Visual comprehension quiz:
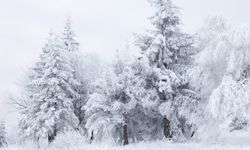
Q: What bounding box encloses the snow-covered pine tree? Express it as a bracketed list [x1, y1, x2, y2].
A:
[136, 0, 198, 140]
[61, 18, 86, 130]
[0, 120, 7, 147]
[19, 33, 79, 143]
[61, 17, 79, 52]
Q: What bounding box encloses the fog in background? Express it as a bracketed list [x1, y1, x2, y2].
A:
[1, 0, 250, 131]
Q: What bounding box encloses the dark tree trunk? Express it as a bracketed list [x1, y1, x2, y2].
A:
[48, 135, 54, 144]
[90, 130, 94, 142]
[48, 126, 57, 144]
[123, 124, 129, 145]
[163, 117, 172, 139]
[36, 137, 40, 149]
[191, 131, 195, 137]
[122, 114, 129, 145]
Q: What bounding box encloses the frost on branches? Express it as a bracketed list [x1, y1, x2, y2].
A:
[135, 0, 199, 141]
[18, 33, 80, 143]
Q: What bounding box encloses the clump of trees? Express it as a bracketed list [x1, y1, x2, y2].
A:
[12, 0, 250, 146]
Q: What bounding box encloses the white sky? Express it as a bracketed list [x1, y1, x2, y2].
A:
[1, 0, 250, 129]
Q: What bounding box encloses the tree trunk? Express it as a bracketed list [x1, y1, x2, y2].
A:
[163, 117, 172, 139]
[122, 114, 129, 145]
[36, 137, 40, 149]
[191, 131, 195, 137]
[48, 133, 55, 144]
[90, 130, 94, 142]
[158, 48, 165, 69]
[48, 126, 57, 144]
[123, 124, 129, 145]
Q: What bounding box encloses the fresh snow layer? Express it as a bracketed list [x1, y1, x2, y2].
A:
[2, 141, 250, 150]
[3, 130, 250, 150]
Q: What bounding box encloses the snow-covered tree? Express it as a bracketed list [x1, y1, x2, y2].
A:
[137, 0, 194, 72]
[209, 76, 250, 132]
[85, 54, 139, 145]
[135, 0, 198, 140]
[190, 16, 229, 99]
[0, 120, 7, 147]
[192, 16, 250, 139]
[85, 51, 163, 144]
[61, 18, 86, 130]
[127, 59, 165, 141]
[19, 33, 79, 143]
[61, 18, 79, 52]
[208, 26, 250, 131]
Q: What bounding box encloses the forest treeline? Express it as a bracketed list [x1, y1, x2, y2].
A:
[1, 0, 250, 147]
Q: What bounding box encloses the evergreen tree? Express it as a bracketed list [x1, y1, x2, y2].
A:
[0, 120, 7, 147]
[61, 18, 86, 130]
[136, 0, 198, 140]
[61, 17, 79, 52]
[19, 33, 79, 143]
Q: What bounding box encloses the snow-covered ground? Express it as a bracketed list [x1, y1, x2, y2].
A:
[2, 141, 250, 150]
[2, 130, 250, 150]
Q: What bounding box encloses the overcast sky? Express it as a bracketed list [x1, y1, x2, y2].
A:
[1, 0, 250, 129]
